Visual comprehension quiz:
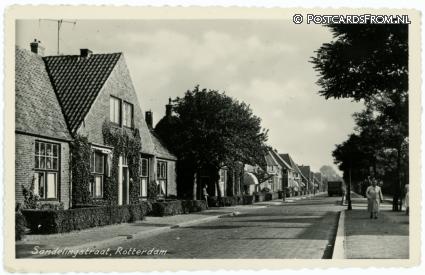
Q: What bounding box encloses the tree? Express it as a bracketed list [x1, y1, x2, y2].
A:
[311, 24, 409, 210]
[319, 165, 342, 182]
[155, 86, 268, 198]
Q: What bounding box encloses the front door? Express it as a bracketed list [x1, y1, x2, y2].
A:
[118, 155, 129, 205]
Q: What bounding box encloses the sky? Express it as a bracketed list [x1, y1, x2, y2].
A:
[16, 19, 363, 174]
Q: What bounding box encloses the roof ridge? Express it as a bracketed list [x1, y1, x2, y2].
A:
[43, 52, 122, 59]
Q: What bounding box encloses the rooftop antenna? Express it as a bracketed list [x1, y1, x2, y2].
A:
[39, 19, 77, 55]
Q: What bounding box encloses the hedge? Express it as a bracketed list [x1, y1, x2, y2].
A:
[150, 200, 207, 216]
[151, 200, 183, 216]
[181, 200, 207, 214]
[254, 193, 266, 202]
[21, 201, 152, 234]
[208, 195, 254, 207]
[265, 192, 279, 201]
[15, 212, 27, 241]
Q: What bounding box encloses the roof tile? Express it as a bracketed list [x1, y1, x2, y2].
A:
[43, 53, 121, 134]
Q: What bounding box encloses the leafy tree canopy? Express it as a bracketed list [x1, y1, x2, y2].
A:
[155, 85, 268, 171]
[311, 24, 408, 102]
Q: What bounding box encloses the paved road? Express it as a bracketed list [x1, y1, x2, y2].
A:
[82, 194, 344, 259]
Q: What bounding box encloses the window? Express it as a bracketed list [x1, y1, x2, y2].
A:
[110, 96, 121, 125]
[90, 150, 105, 198]
[139, 157, 149, 197]
[157, 161, 167, 196]
[123, 102, 134, 128]
[34, 141, 59, 199]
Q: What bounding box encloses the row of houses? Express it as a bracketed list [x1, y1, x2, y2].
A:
[256, 149, 324, 196]
[15, 41, 325, 210]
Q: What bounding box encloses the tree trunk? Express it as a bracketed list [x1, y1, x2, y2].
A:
[393, 146, 402, 211]
[193, 171, 198, 200]
[215, 169, 221, 198]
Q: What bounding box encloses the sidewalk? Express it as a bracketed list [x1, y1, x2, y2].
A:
[338, 196, 409, 259]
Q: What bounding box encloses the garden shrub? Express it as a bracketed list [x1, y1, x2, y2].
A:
[265, 192, 279, 201]
[254, 192, 265, 202]
[181, 200, 207, 213]
[242, 195, 254, 205]
[150, 201, 183, 216]
[15, 211, 27, 241]
[208, 196, 253, 207]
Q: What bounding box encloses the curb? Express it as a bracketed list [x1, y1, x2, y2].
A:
[332, 210, 345, 259]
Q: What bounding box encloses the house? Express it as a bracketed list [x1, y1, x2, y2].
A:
[299, 165, 314, 194]
[314, 172, 323, 192]
[268, 149, 293, 192]
[15, 45, 72, 209]
[144, 108, 178, 199]
[15, 41, 177, 208]
[280, 153, 306, 196]
[263, 149, 283, 192]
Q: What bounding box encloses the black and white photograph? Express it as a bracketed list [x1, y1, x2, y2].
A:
[3, 5, 421, 272]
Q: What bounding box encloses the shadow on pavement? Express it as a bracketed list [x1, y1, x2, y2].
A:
[345, 209, 409, 237]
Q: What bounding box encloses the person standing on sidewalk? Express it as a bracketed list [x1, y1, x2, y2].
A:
[202, 185, 209, 209]
[366, 178, 384, 219]
[404, 184, 409, 215]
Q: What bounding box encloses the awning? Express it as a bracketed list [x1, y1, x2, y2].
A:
[299, 181, 305, 188]
[243, 172, 259, 185]
[292, 181, 300, 191]
[314, 183, 319, 188]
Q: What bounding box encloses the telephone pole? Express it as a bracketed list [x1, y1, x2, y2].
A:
[39, 19, 76, 54]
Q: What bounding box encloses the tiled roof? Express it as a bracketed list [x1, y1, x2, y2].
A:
[299, 166, 312, 181]
[269, 150, 292, 170]
[43, 53, 121, 134]
[15, 48, 71, 140]
[150, 131, 177, 160]
[280, 153, 307, 180]
[265, 151, 279, 166]
[280, 154, 299, 172]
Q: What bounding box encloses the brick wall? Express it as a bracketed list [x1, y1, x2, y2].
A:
[15, 133, 70, 209]
[77, 54, 154, 155]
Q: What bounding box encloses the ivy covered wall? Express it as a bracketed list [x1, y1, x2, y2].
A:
[102, 121, 142, 205]
[70, 135, 92, 206]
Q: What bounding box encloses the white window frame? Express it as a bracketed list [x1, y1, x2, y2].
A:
[123, 101, 134, 128]
[34, 141, 59, 200]
[139, 157, 149, 197]
[157, 161, 167, 196]
[90, 150, 105, 198]
[109, 96, 121, 125]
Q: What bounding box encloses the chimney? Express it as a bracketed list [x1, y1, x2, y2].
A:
[80, 48, 93, 58]
[30, 39, 45, 56]
[165, 98, 173, 117]
[145, 111, 153, 129]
